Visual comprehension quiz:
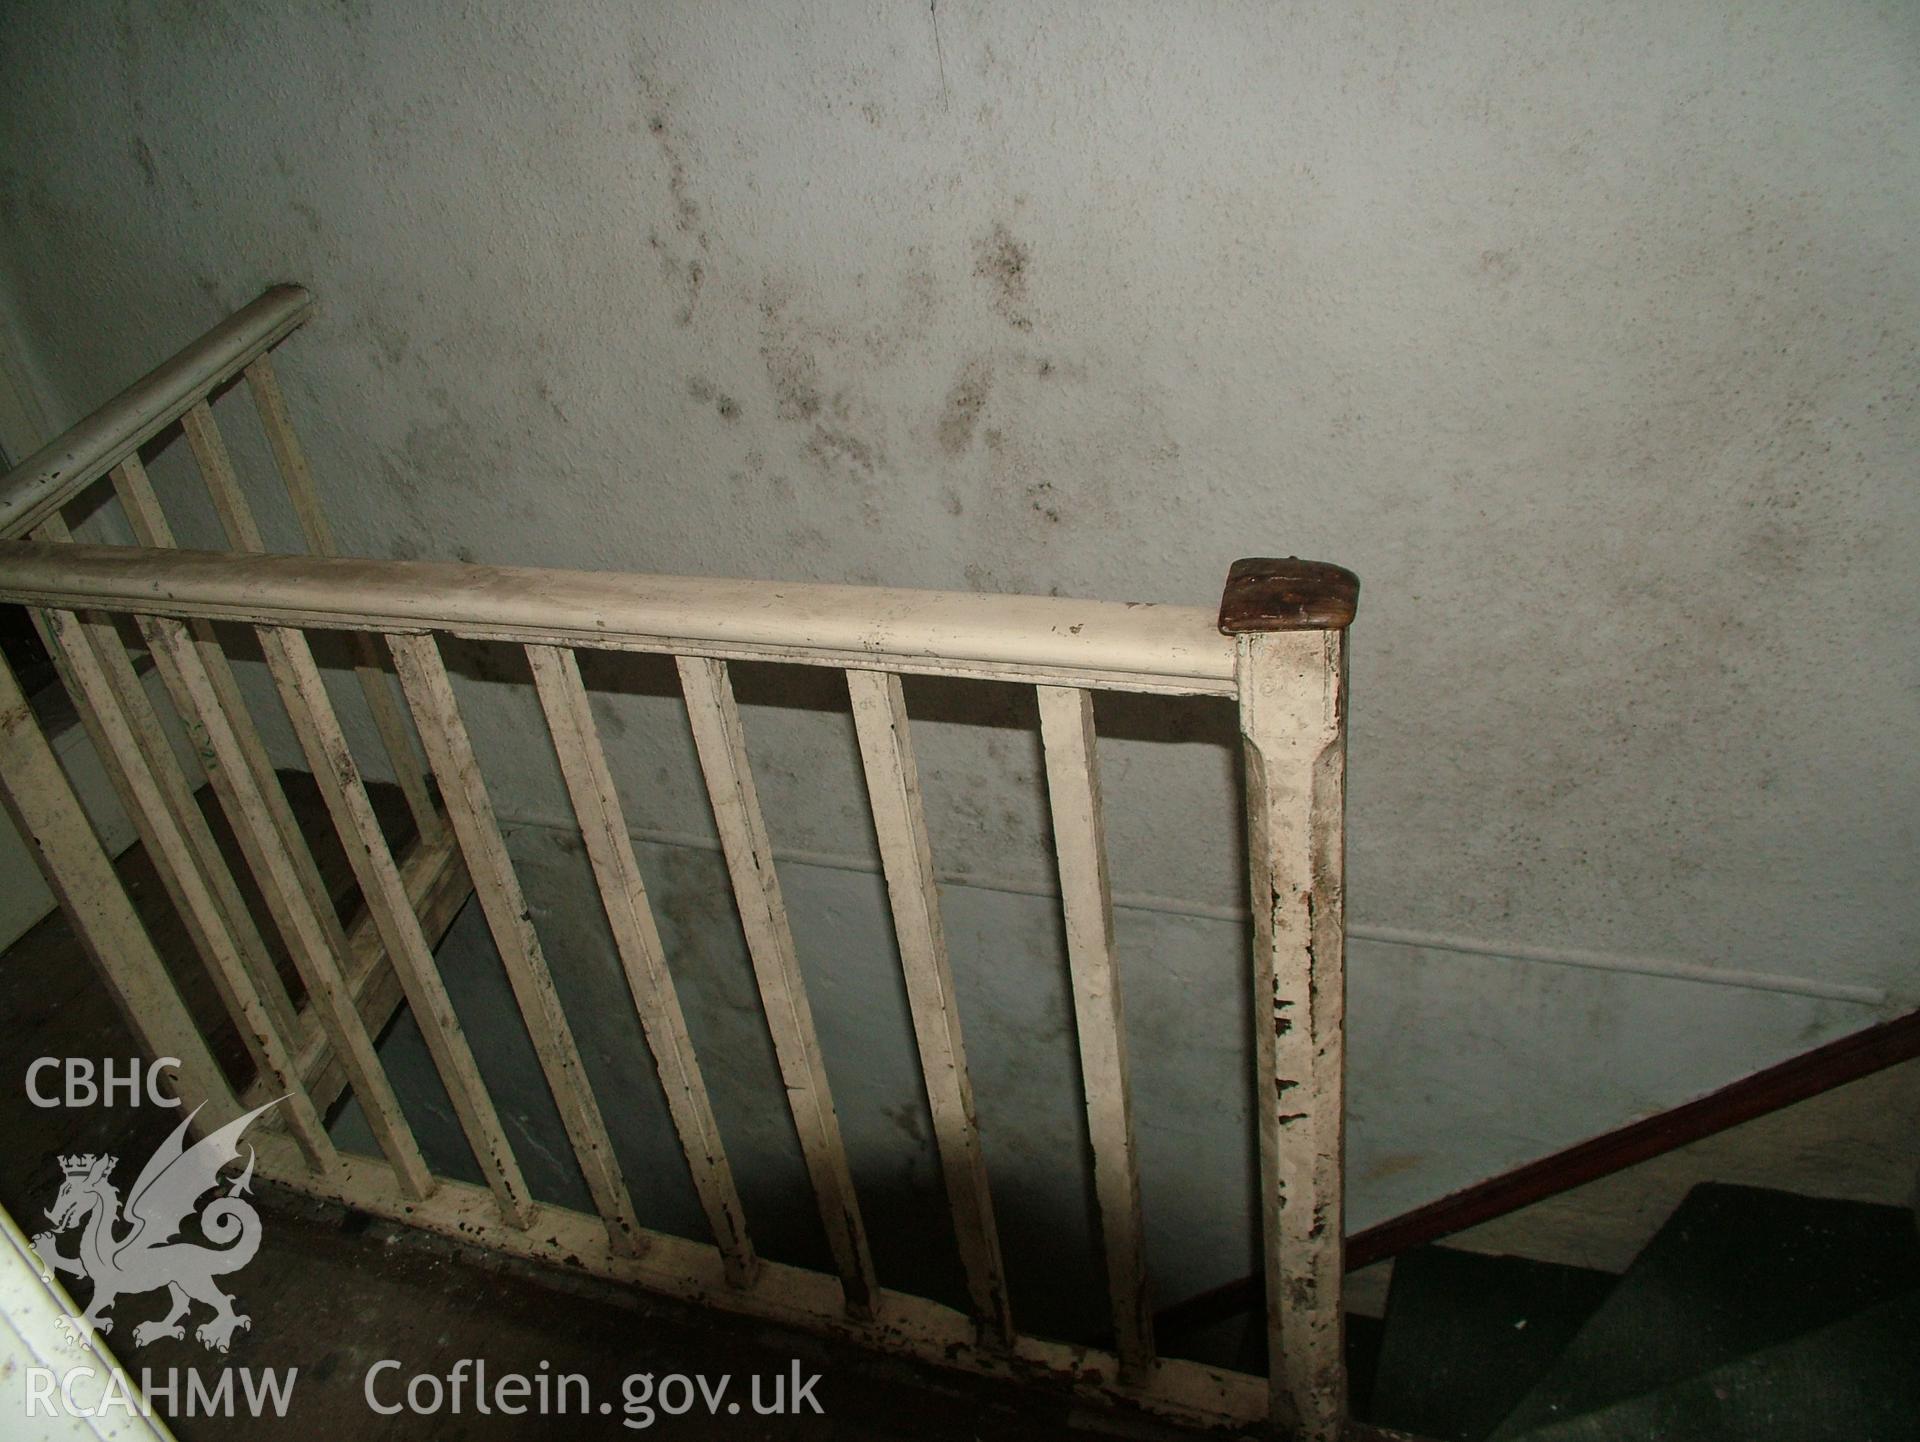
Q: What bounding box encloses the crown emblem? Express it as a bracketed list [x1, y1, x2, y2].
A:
[58, 1153, 106, 1178]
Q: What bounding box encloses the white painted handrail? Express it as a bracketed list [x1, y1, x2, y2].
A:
[0, 285, 312, 540]
[0, 541, 1237, 694]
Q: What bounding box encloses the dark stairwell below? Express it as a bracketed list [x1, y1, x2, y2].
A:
[5, 768, 1915, 1441]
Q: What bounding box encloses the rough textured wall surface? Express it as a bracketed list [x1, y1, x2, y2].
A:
[2, 1, 1916, 1314]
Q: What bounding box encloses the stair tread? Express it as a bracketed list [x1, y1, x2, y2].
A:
[1346, 1311, 1389, 1418]
[1491, 1183, 1920, 1439]
[1368, 1246, 1616, 1441]
[1511, 1288, 1920, 1441]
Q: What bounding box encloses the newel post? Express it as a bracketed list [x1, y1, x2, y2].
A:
[1221, 557, 1359, 1439]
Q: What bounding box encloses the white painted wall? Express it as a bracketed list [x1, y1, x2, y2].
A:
[3, 0, 1916, 1328]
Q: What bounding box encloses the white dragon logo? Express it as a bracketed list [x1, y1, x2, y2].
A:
[31, 1097, 281, 1352]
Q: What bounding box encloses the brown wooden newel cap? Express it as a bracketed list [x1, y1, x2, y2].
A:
[1218, 557, 1359, 633]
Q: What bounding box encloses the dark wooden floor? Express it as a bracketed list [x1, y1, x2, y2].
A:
[1, 774, 1167, 1440]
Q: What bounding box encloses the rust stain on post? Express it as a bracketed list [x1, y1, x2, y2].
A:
[1218, 557, 1359, 633]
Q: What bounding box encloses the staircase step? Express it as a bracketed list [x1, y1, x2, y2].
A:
[1491, 1184, 1920, 1438]
[1366, 1247, 1616, 1441]
[1512, 1289, 1920, 1441]
[1346, 1311, 1388, 1419]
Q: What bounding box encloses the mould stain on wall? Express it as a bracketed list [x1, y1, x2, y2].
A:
[973, 220, 1033, 331]
[936, 357, 992, 455]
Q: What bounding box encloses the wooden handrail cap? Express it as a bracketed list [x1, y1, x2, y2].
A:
[1217, 557, 1359, 633]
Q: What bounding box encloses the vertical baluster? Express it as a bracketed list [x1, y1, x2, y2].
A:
[33, 513, 305, 1046]
[180, 400, 266, 551]
[134, 611, 435, 1198]
[526, 643, 758, 1288]
[29, 579, 335, 1170]
[678, 655, 877, 1318]
[110, 455, 365, 960]
[846, 667, 1013, 1346]
[387, 631, 641, 1255]
[1236, 621, 1350, 1439]
[109, 455, 417, 1111]
[242, 355, 443, 848]
[0, 645, 240, 1127]
[1036, 684, 1153, 1378]
[260, 623, 534, 1228]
